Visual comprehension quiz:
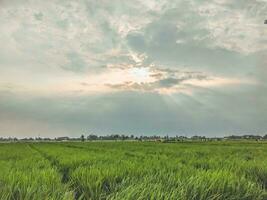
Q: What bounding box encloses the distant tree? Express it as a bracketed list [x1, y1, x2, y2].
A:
[121, 134, 128, 140]
[87, 134, 98, 141]
[81, 134, 85, 142]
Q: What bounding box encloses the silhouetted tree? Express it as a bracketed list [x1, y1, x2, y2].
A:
[81, 134, 85, 142]
[87, 134, 98, 141]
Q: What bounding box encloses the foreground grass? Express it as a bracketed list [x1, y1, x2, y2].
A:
[0, 141, 267, 199]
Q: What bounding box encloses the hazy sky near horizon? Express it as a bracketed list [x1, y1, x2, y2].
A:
[0, 0, 267, 138]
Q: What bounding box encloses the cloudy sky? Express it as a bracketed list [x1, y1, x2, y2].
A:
[0, 0, 266, 138]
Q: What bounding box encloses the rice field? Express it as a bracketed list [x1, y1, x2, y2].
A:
[0, 141, 267, 200]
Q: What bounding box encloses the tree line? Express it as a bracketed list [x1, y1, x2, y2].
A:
[0, 134, 267, 142]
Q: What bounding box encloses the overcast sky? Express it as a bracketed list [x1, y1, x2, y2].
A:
[0, 0, 266, 138]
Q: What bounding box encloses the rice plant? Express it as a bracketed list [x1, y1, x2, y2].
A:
[0, 141, 267, 199]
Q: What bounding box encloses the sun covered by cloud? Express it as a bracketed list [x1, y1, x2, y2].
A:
[0, 60, 253, 96]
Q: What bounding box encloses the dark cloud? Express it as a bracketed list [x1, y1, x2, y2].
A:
[105, 68, 210, 92]
[62, 52, 87, 72]
[34, 12, 43, 21]
[157, 78, 182, 87]
[126, 3, 265, 77]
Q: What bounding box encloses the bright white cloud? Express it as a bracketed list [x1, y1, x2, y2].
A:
[198, 1, 267, 54]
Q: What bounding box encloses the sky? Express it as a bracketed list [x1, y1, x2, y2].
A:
[0, 0, 267, 138]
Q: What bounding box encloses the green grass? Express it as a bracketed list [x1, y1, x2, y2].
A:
[0, 141, 267, 200]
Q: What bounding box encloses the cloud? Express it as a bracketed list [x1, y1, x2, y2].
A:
[104, 67, 250, 94]
[0, 0, 266, 136]
[200, 1, 267, 54]
[63, 52, 87, 72]
[1, 85, 266, 138]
